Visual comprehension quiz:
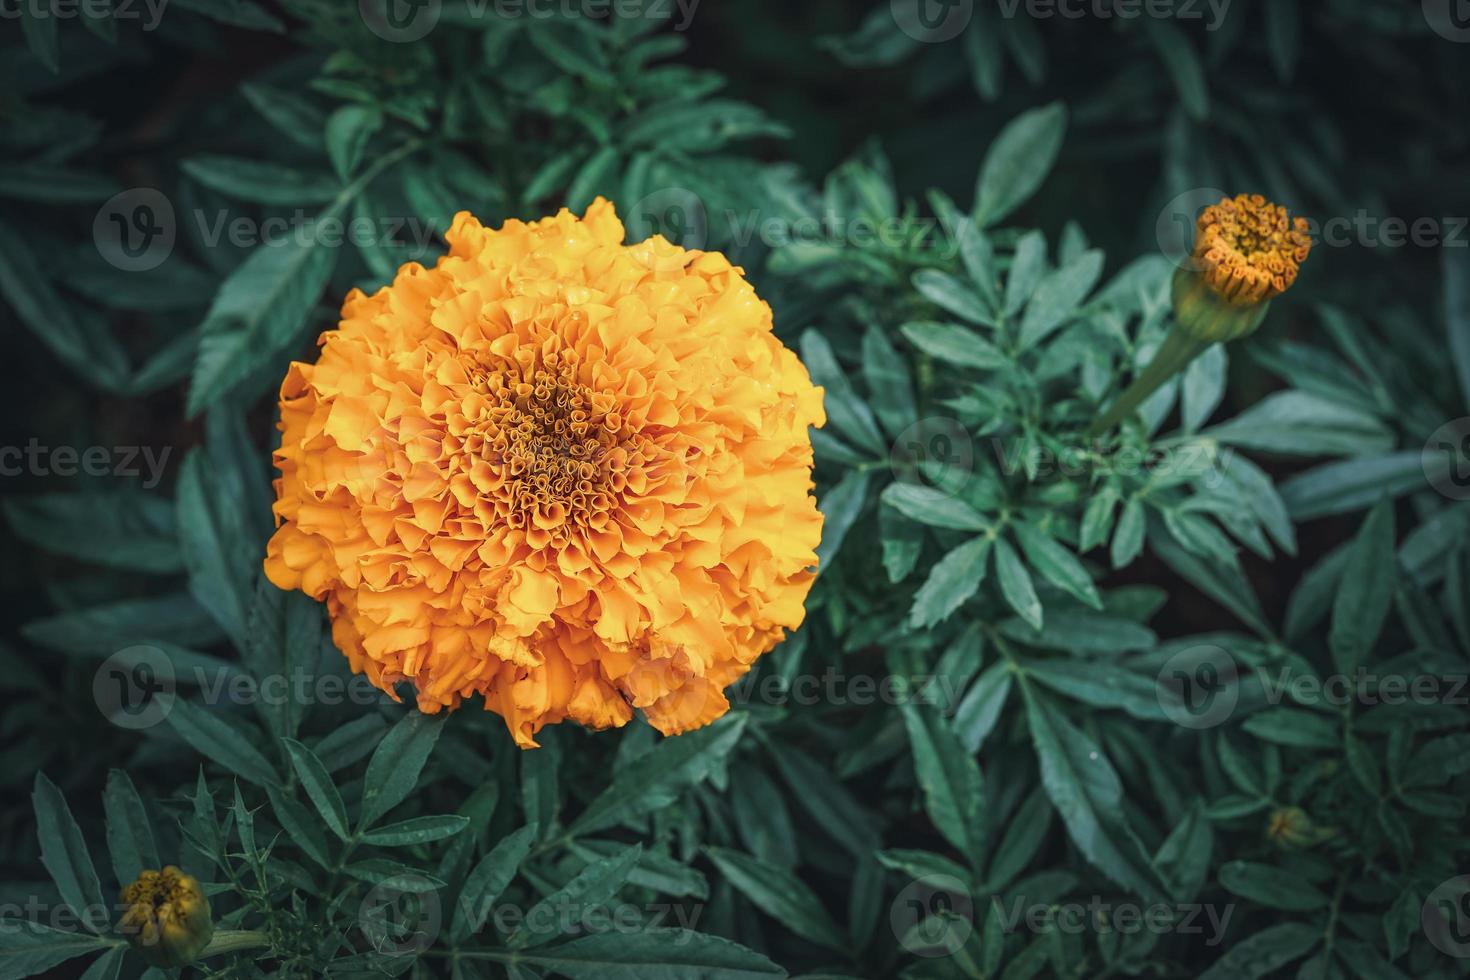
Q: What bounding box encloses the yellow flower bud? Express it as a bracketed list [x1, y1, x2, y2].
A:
[118, 866, 214, 968]
[1266, 806, 1335, 849]
[1174, 194, 1312, 344]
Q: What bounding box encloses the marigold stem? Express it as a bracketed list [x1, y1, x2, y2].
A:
[1088, 328, 1208, 438]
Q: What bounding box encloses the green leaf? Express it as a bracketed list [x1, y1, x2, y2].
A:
[1329, 499, 1396, 673]
[528, 22, 614, 82]
[799, 330, 887, 456]
[994, 536, 1042, 630]
[1196, 924, 1320, 980]
[909, 536, 991, 629]
[1219, 861, 1329, 911]
[176, 450, 254, 646]
[188, 231, 339, 416]
[974, 102, 1067, 227]
[706, 848, 847, 952]
[1446, 245, 1470, 411]
[360, 814, 470, 847]
[954, 662, 1012, 753]
[240, 83, 325, 149]
[103, 770, 158, 887]
[77, 945, 125, 980]
[568, 714, 746, 838]
[1152, 801, 1212, 903]
[983, 786, 1052, 892]
[509, 844, 642, 948]
[900, 320, 1006, 369]
[1281, 453, 1429, 521]
[1016, 249, 1104, 349]
[3, 493, 181, 574]
[1021, 687, 1162, 900]
[0, 222, 129, 391]
[817, 470, 872, 569]
[451, 823, 539, 943]
[900, 704, 985, 865]
[862, 326, 918, 436]
[283, 739, 350, 841]
[0, 923, 112, 980]
[1203, 391, 1392, 457]
[881, 483, 990, 532]
[567, 145, 620, 212]
[325, 105, 383, 180]
[1144, 19, 1209, 120]
[1403, 734, 1470, 787]
[360, 712, 444, 829]
[1242, 709, 1338, 749]
[764, 743, 881, 856]
[33, 774, 106, 932]
[1265, 0, 1300, 80]
[182, 156, 339, 205]
[1012, 522, 1101, 610]
[1111, 496, 1146, 569]
[266, 787, 333, 868]
[19, 2, 59, 73]
[167, 699, 279, 786]
[1021, 659, 1167, 722]
[912, 271, 997, 327]
[0, 164, 119, 204]
[512, 929, 783, 979]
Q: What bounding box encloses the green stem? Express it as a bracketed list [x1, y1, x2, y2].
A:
[199, 929, 272, 958]
[1087, 328, 1208, 438]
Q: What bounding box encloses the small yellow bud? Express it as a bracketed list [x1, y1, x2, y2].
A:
[118, 866, 214, 968]
[1266, 806, 1335, 848]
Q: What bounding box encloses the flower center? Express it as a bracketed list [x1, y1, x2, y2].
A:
[470, 347, 628, 544]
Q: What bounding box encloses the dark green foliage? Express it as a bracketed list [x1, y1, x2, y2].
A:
[4, 3, 1470, 979]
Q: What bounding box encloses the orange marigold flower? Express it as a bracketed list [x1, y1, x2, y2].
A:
[1191, 193, 1312, 306]
[264, 199, 825, 748]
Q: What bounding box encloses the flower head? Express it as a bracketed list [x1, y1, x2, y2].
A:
[1171, 194, 1312, 345]
[119, 866, 213, 967]
[1192, 193, 1312, 306]
[265, 199, 825, 747]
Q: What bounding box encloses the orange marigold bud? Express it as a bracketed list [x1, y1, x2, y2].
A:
[1192, 193, 1312, 307]
[1172, 194, 1313, 345]
[119, 866, 213, 968]
[264, 199, 825, 748]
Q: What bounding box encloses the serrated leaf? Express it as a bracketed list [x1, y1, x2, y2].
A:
[707, 848, 846, 952]
[283, 739, 349, 841]
[909, 536, 991, 630]
[360, 712, 444, 829]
